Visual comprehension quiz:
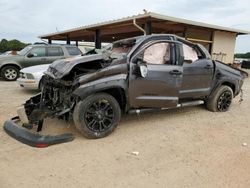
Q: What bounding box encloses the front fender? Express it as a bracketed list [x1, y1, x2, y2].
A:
[0, 61, 21, 69]
[72, 74, 128, 99]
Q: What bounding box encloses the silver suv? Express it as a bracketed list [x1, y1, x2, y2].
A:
[0, 44, 82, 81]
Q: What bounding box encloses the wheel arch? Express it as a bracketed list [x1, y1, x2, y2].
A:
[220, 81, 235, 94]
[0, 63, 21, 72]
[210, 79, 237, 97]
[73, 78, 128, 112]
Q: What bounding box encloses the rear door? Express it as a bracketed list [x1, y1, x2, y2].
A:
[128, 40, 183, 108]
[180, 43, 214, 98]
[46, 47, 65, 63]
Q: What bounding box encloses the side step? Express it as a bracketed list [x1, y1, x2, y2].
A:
[178, 100, 204, 107]
[129, 100, 204, 114]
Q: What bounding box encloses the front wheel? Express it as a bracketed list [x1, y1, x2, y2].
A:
[1, 65, 19, 81]
[206, 85, 233, 112]
[73, 93, 121, 139]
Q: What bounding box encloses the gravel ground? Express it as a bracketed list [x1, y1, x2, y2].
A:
[0, 70, 250, 188]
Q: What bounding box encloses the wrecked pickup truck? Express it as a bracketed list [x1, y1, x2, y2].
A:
[4, 34, 248, 147]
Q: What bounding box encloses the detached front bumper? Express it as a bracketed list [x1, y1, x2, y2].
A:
[3, 118, 74, 148]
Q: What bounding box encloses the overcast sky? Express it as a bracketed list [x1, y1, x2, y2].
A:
[0, 0, 249, 53]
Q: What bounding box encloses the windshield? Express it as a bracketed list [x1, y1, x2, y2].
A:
[18, 46, 32, 56]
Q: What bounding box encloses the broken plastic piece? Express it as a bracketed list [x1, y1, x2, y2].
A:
[3, 120, 74, 148]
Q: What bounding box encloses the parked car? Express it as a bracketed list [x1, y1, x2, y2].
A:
[0, 44, 82, 81]
[4, 34, 248, 147]
[17, 64, 49, 90]
[241, 60, 250, 69]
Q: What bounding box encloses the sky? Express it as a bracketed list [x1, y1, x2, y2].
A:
[0, 0, 249, 53]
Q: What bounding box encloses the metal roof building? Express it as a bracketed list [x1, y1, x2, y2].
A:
[39, 12, 250, 64]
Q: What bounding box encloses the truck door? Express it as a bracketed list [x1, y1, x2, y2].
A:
[180, 43, 214, 98]
[128, 41, 183, 108]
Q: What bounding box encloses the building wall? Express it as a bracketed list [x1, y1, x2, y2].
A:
[212, 31, 237, 64]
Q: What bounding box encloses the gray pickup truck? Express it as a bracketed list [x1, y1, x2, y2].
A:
[3, 34, 248, 147]
[0, 44, 82, 81]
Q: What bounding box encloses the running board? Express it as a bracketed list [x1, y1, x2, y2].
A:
[129, 100, 204, 114]
[178, 100, 204, 107]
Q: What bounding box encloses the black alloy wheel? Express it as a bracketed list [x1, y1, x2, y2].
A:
[84, 99, 115, 132]
[73, 93, 121, 139]
[206, 85, 233, 112]
[217, 91, 232, 112]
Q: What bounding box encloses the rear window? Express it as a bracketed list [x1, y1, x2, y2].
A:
[66, 47, 82, 56]
[48, 47, 64, 56]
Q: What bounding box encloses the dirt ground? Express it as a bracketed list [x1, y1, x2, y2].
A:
[1, 70, 250, 188]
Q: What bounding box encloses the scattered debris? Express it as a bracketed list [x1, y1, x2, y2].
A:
[131, 151, 140, 156]
[242, 143, 247, 147]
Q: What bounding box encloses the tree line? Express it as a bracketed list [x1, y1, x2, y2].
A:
[0, 39, 29, 53]
[235, 52, 250, 59]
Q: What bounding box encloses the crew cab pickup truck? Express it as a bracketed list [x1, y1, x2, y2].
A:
[3, 34, 248, 147]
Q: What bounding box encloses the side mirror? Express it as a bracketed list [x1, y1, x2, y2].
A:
[27, 53, 34, 58]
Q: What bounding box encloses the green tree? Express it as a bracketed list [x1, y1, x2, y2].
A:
[0, 39, 8, 52]
[0, 39, 28, 53]
[235, 52, 250, 59]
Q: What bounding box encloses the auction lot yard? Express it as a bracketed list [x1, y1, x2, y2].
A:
[1, 70, 250, 188]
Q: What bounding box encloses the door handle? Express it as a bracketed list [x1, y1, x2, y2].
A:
[204, 65, 212, 69]
[170, 70, 182, 75]
[41, 58, 47, 61]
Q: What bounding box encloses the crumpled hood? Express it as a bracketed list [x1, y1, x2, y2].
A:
[46, 53, 110, 79]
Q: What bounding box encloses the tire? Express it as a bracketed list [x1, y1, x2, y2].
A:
[206, 85, 233, 112]
[1, 65, 19, 81]
[73, 93, 121, 139]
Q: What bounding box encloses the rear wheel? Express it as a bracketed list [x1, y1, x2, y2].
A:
[1, 65, 19, 81]
[73, 93, 121, 139]
[206, 85, 233, 112]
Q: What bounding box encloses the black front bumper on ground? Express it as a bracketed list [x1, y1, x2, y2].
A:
[3, 118, 74, 148]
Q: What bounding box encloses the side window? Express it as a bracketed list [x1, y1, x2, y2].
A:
[66, 47, 82, 56]
[183, 44, 199, 63]
[48, 47, 64, 56]
[143, 42, 171, 65]
[29, 47, 46, 57]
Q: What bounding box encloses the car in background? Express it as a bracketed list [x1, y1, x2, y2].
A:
[0, 44, 82, 81]
[17, 64, 49, 90]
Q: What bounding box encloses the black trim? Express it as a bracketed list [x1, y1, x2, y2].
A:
[3, 120, 74, 148]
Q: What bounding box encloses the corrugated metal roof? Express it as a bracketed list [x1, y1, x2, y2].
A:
[39, 12, 250, 38]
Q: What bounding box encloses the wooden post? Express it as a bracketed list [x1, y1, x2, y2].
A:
[48, 38, 52, 44]
[183, 27, 188, 39]
[75, 41, 78, 46]
[145, 20, 152, 35]
[66, 35, 70, 45]
[95, 29, 101, 49]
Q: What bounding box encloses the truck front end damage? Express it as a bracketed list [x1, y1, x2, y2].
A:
[3, 44, 130, 147]
[3, 75, 78, 147]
